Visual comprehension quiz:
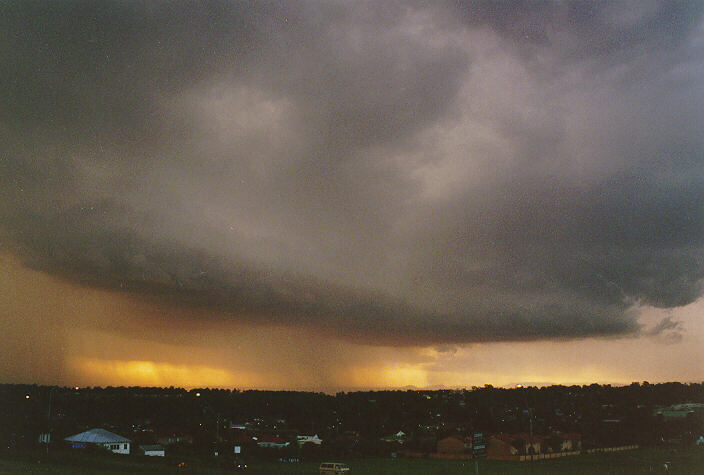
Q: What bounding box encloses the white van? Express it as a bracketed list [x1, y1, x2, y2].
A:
[319, 462, 350, 474]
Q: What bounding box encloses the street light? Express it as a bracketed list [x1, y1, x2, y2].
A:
[516, 385, 534, 475]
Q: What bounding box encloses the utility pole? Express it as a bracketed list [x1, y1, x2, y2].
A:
[472, 432, 487, 475]
[528, 406, 534, 475]
[201, 404, 222, 456]
[46, 387, 54, 457]
[517, 385, 534, 475]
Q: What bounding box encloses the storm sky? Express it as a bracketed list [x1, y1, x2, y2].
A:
[2, 1, 704, 389]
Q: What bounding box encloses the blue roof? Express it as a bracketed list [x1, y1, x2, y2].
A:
[65, 428, 131, 443]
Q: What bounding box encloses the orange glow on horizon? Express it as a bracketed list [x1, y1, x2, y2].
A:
[69, 357, 260, 388]
[3, 252, 704, 392]
[346, 363, 430, 389]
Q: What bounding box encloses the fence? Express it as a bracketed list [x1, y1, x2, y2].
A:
[585, 445, 639, 454]
[405, 444, 639, 462]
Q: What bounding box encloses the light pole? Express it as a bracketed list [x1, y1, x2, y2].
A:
[199, 400, 223, 456]
[517, 385, 534, 475]
[528, 406, 534, 475]
[45, 387, 55, 457]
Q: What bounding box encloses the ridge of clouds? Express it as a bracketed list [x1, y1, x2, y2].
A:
[2, 1, 703, 345]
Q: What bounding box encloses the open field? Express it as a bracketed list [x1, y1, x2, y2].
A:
[1, 447, 703, 474]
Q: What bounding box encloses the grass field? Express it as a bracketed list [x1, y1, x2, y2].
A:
[1, 447, 703, 474]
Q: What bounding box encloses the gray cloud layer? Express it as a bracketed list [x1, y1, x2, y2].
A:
[2, 1, 704, 344]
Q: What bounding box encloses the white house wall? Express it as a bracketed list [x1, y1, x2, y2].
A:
[144, 450, 165, 457]
[104, 442, 130, 454]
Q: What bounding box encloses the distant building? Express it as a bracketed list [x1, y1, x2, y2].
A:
[488, 435, 519, 459]
[436, 435, 469, 454]
[489, 433, 543, 458]
[297, 434, 323, 446]
[65, 428, 131, 454]
[256, 435, 290, 448]
[139, 444, 165, 457]
[381, 431, 407, 444]
[558, 433, 582, 451]
[234, 433, 257, 445]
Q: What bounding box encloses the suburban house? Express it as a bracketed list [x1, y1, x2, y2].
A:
[297, 434, 323, 446]
[487, 435, 519, 459]
[256, 435, 290, 448]
[234, 433, 257, 445]
[436, 435, 470, 454]
[488, 433, 543, 458]
[558, 433, 582, 451]
[64, 428, 131, 454]
[381, 431, 407, 444]
[139, 444, 165, 457]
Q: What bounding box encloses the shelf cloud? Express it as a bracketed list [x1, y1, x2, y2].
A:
[2, 1, 704, 346]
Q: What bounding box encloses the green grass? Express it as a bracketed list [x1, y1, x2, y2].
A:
[0, 450, 176, 474]
[1, 447, 703, 474]
[249, 449, 704, 474]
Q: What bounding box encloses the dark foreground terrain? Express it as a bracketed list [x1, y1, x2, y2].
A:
[2, 383, 703, 473]
[1, 447, 703, 474]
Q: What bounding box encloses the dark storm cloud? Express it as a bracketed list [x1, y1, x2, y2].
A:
[453, 1, 704, 61]
[2, 1, 704, 344]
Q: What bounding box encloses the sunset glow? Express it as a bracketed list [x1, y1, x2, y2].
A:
[2, 1, 704, 392]
[69, 358, 243, 388]
[2, 251, 704, 391]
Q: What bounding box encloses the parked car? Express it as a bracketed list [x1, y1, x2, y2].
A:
[319, 462, 350, 474]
